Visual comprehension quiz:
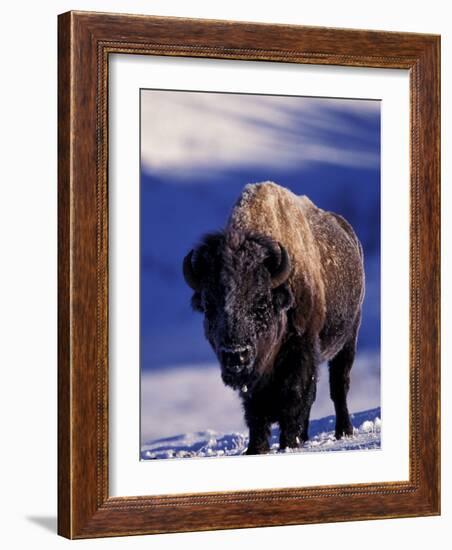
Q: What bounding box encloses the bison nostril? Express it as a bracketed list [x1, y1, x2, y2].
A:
[220, 346, 253, 372]
[239, 349, 250, 364]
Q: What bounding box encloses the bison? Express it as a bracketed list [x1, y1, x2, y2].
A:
[182, 182, 365, 455]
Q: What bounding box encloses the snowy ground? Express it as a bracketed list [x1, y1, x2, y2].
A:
[141, 353, 380, 440]
[141, 353, 380, 460]
[141, 407, 381, 460]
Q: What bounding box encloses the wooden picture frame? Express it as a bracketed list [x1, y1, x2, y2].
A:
[58, 11, 440, 539]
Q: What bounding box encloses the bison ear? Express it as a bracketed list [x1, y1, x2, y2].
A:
[183, 231, 224, 292]
[272, 283, 294, 313]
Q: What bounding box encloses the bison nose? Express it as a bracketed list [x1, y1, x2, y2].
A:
[219, 346, 252, 372]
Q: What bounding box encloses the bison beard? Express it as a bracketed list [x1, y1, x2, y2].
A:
[182, 182, 365, 455]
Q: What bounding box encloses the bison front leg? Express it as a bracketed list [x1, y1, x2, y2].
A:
[279, 377, 317, 450]
[279, 414, 303, 450]
[243, 397, 271, 455]
[246, 421, 271, 455]
[278, 337, 319, 451]
[245, 414, 271, 455]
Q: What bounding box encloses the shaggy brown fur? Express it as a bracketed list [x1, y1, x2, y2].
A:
[227, 181, 364, 360]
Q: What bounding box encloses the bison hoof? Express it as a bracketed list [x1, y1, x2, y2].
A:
[335, 423, 354, 439]
[279, 435, 305, 451]
[245, 443, 270, 455]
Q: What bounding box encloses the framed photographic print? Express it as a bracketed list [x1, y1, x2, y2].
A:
[58, 11, 440, 538]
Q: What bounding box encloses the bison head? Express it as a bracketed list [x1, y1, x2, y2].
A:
[182, 230, 294, 391]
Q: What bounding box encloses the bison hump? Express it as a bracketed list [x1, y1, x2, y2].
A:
[226, 181, 327, 335]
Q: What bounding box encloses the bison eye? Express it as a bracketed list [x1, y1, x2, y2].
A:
[272, 284, 294, 312]
[253, 297, 269, 317]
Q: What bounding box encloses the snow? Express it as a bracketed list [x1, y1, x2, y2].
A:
[141, 354, 380, 443]
[141, 408, 381, 460]
[360, 420, 376, 433]
[140, 354, 381, 460]
[141, 364, 246, 443]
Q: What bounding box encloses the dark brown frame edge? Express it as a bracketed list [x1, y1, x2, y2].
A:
[58, 10, 440, 539]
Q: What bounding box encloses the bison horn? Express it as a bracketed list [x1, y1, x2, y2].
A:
[182, 250, 202, 291]
[268, 243, 291, 288]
